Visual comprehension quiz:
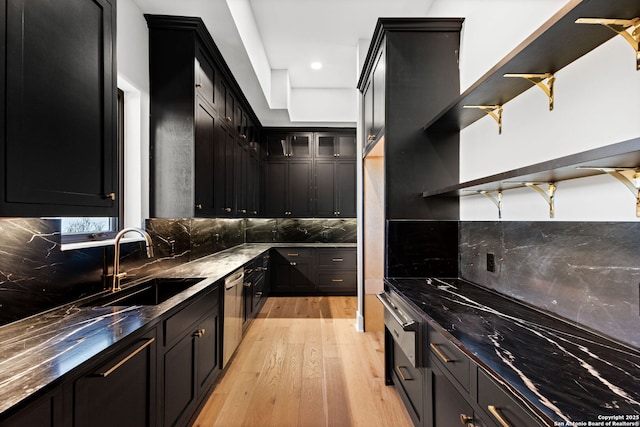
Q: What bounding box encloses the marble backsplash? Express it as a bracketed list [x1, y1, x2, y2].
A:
[245, 218, 357, 243]
[460, 221, 640, 348]
[0, 217, 356, 325]
[386, 220, 458, 277]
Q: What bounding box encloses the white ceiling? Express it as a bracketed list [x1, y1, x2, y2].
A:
[131, 0, 434, 127]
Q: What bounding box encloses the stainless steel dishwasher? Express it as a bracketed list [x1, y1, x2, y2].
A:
[223, 268, 244, 367]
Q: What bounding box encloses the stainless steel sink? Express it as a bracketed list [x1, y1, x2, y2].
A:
[85, 277, 203, 307]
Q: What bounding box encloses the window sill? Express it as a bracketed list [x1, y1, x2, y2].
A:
[61, 236, 146, 252]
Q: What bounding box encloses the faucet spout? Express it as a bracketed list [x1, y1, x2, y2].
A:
[110, 227, 154, 292]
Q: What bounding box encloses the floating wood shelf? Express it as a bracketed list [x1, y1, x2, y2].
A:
[422, 138, 640, 198]
[423, 0, 640, 133]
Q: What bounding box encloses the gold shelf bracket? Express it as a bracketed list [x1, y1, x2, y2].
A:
[478, 190, 503, 219]
[577, 166, 640, 217]
[463, 105, 503, 134]
[576, 17, 640, 70]
[508, 182, 556, 218]
[503, 73, 555, 110]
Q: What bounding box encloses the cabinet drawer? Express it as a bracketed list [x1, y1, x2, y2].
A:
[165, 288, 219, 346]
[428, 326, 470, 391]
[478, 369, 544, 427]
[316, 271, 356, 292]
[316, 248, 356, 268]
[392, 340, 423, 425]
[275, 248, 313, 261]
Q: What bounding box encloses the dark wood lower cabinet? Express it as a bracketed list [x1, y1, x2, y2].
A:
[430, 362, 477, 427]
[161, 289, 221, 427]
[270, 247, 356, 295]
[0, 387, 62, 427]
[73, 330, 158, 427]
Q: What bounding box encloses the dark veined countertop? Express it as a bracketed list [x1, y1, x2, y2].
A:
[385, 277, 640, 425]
[0, 243, 355, 416]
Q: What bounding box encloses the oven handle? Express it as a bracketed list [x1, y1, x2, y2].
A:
[376, 292, 417, 332]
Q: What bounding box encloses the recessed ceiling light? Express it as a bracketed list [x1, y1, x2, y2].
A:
[310, 62, 322, 70]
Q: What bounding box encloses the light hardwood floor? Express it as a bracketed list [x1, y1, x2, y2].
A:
[192, 296, 413, 427]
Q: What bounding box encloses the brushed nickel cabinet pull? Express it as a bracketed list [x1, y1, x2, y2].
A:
[488, 405, 511, 427]
[226, 116, 232, 122]
[287, 253, 299, 257]
[225, 207, 232, 213]
[331, 279, 344, 282]
[396, 365, 413, 381]
[195, 83, 202, 88]
[290, 262, 297, 266]
[95, 337, 155, 378]
[196, 204, 203, 210]
[332, 258, 343, 262]
[430, 343, 455, 363]
[105, 193, 116, 201]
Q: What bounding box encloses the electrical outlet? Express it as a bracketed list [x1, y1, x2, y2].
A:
[486, 253, 496, 273]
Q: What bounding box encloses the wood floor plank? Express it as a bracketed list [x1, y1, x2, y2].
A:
[192, 296, 412, 427]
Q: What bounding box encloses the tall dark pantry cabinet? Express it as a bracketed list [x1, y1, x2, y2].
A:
[146, 16, 262, 218]
[358, 18, 464, 427]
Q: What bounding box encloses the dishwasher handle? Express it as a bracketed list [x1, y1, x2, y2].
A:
[225, 270, 244, 290]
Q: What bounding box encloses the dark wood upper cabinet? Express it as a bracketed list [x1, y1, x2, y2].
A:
[146, 15, 262, 218]
[262, 129, 356, 218]
[358, 18, 464, 220]
[1, 0, 118, 217]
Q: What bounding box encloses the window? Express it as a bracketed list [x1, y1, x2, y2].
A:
[60, 89, 124, 245]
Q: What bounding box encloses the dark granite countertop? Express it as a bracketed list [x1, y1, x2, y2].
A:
[385, 277, 640, 425]
[0, 242, 355, 416]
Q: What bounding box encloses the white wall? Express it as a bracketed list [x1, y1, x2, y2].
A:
[117, 0, 151, 224]
[429, 0, 640, 222]
[289, 88, 358, 123]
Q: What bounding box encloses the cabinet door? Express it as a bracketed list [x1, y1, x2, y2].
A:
[0, 387, 62, 427]
[289, 260, 313, 292]
[288, 161, 313, 216]
[430, 363, 476, 427]
[336, 161, 356, 217]
[315, 161, 336, 217]
[194, 99, 216, 216]
[337, 135, 356, 158]
[225, 90, 236, 127]
[74, 332, 157, 427]
[2, 0, 117, 216]
[234, 140, 248, 215]
[164, 331, 196, 427]
[288, 134, 312, 159]
[316, 134, 337, 158]
[265, 134, 288, 158]
[196, 308, 221, 398]
[195, 51, 215, 110]
[222, 126, 236, 215]
[247, 151, 260, 215]
[372, 47, 386, 137]
[363, 79, 374, 145]
[264, 161, 287, 216]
